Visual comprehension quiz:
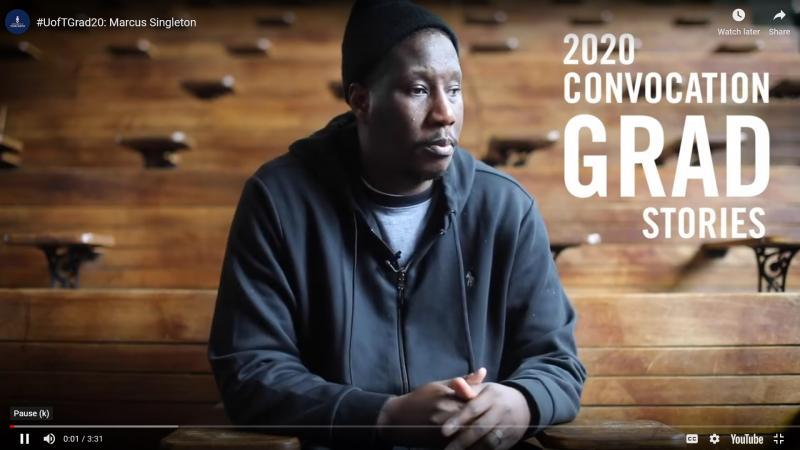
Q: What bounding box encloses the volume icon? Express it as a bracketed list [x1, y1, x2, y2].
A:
[43, 433, 56, 445]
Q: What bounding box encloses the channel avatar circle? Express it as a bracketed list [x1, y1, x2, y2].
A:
[5, 9, 30, 35]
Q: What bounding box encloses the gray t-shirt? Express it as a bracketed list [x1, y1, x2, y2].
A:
[361, 177, 434, 267]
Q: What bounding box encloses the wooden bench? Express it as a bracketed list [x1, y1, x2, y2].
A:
[0, 211, 598, 288]
[0, 206, 231, 288]
[702, 236, 800, 292]
[116, 132, 193, 168]
[550, 233, 601, 260]
[2, 3, 797, 170]
[2, 165, 799, 291]
[557, 242, 800, 294]
[771, 78, 800, 98]
[0, 133, 22, 169]
[573, 292, 800, 433]
[0, 100, 344, 170]
[464, 9, 508, 26]
[482, 131, 560, 167]
[4, 72, 796, 169]
[0, 289, 224, 429]
[161, 429, 300, 450]
[0, 105, 22, 169]
[3, 167, 797, 226]
[106, 38, 153, 58]
[2, 233, 114, 288]
[225, 38, 272, 57]
[181, 75, 236, 100]
[2, 289, 797, 448]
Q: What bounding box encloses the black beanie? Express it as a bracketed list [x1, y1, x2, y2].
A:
[341, 0, 459, 102]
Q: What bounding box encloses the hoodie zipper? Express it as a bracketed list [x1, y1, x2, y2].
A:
[372, 209, 455, 395]
[394, 267, 410, 394]
[380, 245, 411, 394]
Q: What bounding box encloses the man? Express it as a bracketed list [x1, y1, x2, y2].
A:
[208, 1, 586, 449]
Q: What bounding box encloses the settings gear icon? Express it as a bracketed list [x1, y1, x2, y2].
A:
[710, 433, 720, 445]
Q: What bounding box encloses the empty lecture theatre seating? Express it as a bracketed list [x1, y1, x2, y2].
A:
[1, 1, 798, 449]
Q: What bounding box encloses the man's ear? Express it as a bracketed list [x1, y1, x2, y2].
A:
[348, 83, 370, 120]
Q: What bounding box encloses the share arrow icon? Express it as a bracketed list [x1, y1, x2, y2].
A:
[773, 10, 786, 20]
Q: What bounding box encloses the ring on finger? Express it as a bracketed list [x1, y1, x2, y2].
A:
[488, 428, 503, 447]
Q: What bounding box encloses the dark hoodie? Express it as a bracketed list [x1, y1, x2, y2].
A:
[208, 112, 586, 449]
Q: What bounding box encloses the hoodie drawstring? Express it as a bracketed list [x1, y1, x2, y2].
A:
[348, 212, 358, 384]
[451, 210, 476, 374]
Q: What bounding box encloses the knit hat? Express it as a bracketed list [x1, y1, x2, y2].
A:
[341, 0, 459, 103]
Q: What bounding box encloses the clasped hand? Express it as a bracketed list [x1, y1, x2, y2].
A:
[376, 367, 530, 449]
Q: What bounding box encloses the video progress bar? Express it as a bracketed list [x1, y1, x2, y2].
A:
[10, 425, 179, 429]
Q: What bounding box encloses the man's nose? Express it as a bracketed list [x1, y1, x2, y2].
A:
[428, 89, 456, 127]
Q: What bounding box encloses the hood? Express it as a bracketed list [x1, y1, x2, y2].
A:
[288, 111, 476, 216]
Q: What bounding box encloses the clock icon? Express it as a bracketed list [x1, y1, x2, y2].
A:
[732, 8, 746, 22]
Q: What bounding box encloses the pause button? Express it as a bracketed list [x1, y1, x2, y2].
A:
[19, 433, 30, 445]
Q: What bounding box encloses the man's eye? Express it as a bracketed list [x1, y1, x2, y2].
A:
[449, 87, 462, 96]
[411, 86, 427, 95]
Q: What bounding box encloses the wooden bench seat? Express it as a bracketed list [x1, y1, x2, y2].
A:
[0, 224, 592, 288]
[0, 205, 231, 288]
[5, 233, 799, 292]
[702, 237, 800, 292]
[0, 169, 246, 206]
[3, 232, 114, 288]
[7, 100, 797, 169]
[1, 165, 798, 290]
[5, 33, 797, 167]
[3, 165, 798, 209]
[557, 243, 800, 293]
[11, 55, 799, 104]
[0, 289, 220, 426]
[0, 99, 482, 169]
[161, 429, 301, 450]
[117, 131, 194, 168]
[2, 289, 797, 448]
[73, 61, 341, 101]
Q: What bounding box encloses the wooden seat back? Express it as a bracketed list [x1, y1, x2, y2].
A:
[2, 289, 797, 434]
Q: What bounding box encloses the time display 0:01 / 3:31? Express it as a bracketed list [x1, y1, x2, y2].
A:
[61, 434, 103, 444]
